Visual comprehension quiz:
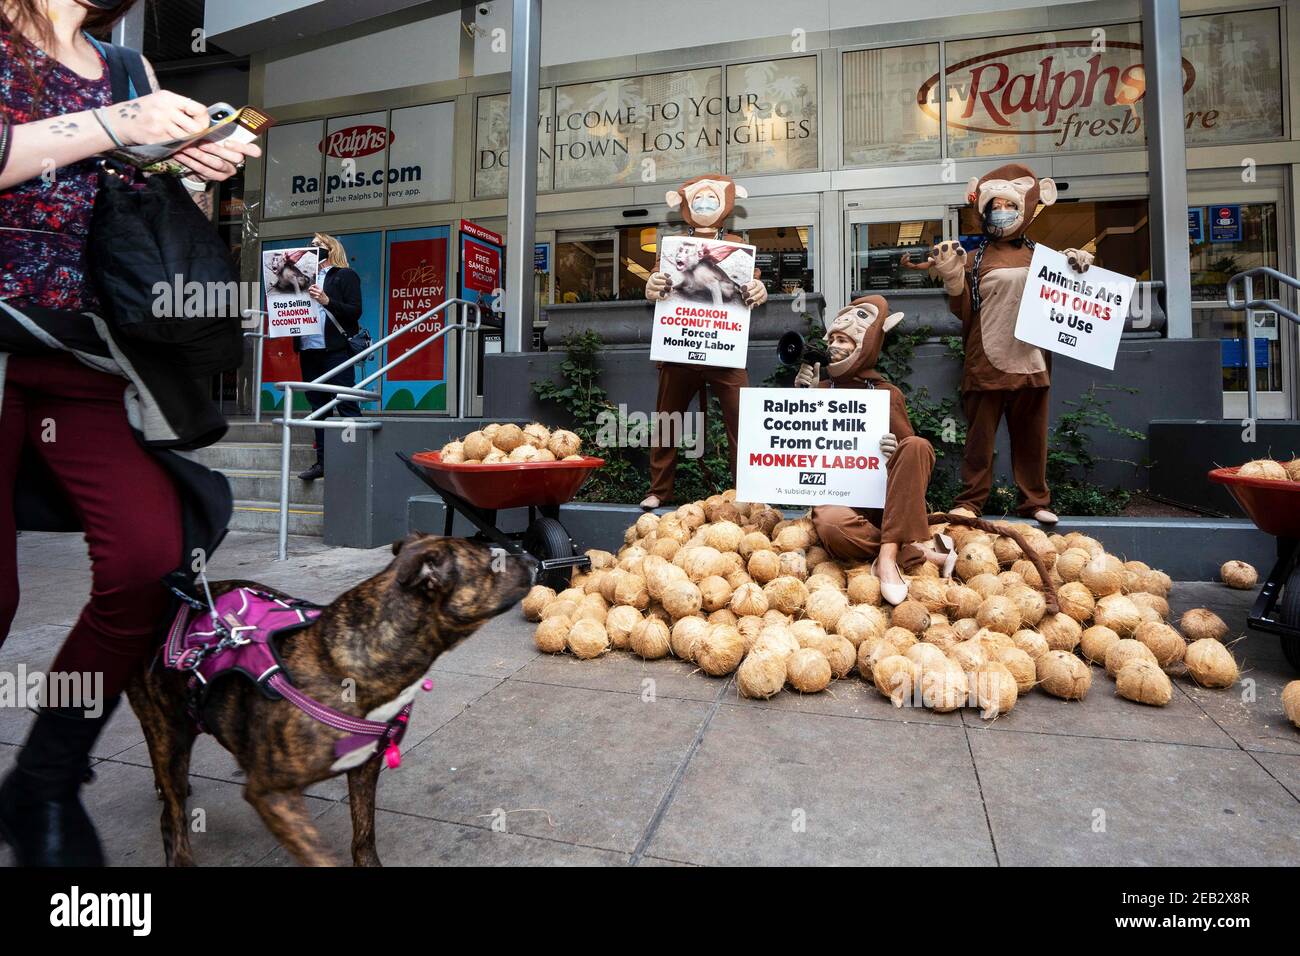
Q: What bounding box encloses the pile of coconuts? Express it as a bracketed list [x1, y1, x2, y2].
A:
[521, 489, 1286, 725]
[1234, 457, 1300, 482]
[439, 422, 583, 464]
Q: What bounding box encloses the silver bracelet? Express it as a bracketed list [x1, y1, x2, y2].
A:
[92, 108, 125, 149]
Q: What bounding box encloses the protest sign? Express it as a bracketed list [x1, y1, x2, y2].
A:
[735, 387, 891, 508]
[650, 235, 755, 369]
[262, 247, 324, 339]
[1013, 245, 1135, 371]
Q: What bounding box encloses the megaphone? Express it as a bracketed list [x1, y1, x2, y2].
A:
[777, 330, 831, 368]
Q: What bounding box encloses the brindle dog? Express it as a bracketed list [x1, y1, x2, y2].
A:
[125, 534, 534, 867]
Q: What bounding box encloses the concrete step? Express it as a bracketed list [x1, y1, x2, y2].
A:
[184, 442, 317, 471]
[222, 421, 313, 445]
[230, 499, 323, 535]
[223, 469, 324, 506]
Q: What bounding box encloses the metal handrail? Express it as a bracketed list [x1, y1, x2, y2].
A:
[270, 297, 482, 559]
[242, 309, 268, 424]
[1225, 267, 1300, 423]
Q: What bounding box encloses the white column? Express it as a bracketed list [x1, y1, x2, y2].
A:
[503, 0, 542, 353]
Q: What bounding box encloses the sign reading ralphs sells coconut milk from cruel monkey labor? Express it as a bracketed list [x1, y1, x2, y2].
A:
[735, 388, 890, 508]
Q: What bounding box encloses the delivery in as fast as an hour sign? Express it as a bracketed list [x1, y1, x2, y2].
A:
[735, 388, 890, 508]
[1013, 245, 1136, 371]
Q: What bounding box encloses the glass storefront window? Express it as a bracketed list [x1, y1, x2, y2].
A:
[726, 57, 819, 176]
[742, 226, 815, 296]
[850, 219, 945, 292]
[1190, 203, 1279, 302]
[475, 91, 554, 198]
[1192, 307, 1285, 395]
[618, 226, 660, 300]
[555, 231, 615, 303]
[1182, 9, 1284, 146]
[842, 44, 941, 166]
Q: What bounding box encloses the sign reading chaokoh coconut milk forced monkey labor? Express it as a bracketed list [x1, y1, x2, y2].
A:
[650, 236, 756, 369]
[1013, 245, 1136, 371]
[735, 387, 891, 508]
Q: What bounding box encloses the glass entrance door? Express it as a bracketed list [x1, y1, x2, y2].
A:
[846, 206, 954, 297]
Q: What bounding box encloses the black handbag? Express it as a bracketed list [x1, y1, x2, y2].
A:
[85, 43, 243, 377]
[327, 311, 372, 359]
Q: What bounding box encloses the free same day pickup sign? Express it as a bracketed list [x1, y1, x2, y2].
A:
[1013, 245, 1136, 371]
[735, 388, 891, 508]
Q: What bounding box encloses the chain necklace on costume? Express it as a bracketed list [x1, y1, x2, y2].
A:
[970, 236, 1035, 313]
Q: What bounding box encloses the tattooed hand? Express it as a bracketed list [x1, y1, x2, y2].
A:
[109, 91, 209, 147]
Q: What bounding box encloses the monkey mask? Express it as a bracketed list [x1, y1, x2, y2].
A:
[825, 295, 905, 382]
[665, 175, 747, 235]
[966, 163, 1058, 241]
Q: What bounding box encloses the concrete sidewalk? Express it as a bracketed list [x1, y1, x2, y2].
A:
[2, 530, 1298, 867]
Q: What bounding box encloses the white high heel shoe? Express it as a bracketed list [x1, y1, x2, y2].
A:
[871, 559, 910, 606]
[933, 532, 958, 579]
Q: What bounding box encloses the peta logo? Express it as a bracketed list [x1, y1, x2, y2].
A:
[687, 351, 707, 362]
[798, 471, 827, 485]
[319, 125, 393, 159]
[50, 886, 151, 936]
[1057, 331, 1078, 347]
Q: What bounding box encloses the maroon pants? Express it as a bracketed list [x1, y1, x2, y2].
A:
[0, 355, 181, 697]
[648, 364, 746, 502]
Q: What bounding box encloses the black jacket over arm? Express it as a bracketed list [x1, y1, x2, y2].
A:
[296, 267, 363, 353]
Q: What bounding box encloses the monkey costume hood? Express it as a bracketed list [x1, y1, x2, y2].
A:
[664, 174, 748, 240]
[825, 294, 903, 382]
[967, 162, 1058, 241]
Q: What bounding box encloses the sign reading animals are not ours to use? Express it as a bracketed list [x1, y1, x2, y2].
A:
[735, 387, 891, 509]
[650, 235, 756, 369]
[1013, 245, 1136, 371]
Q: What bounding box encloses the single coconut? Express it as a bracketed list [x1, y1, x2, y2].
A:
[1094, 594, 1141, 638]
[462, 431, 492, 460]
[1238, 458, 1288, 480]
[882, 626, 918, 652]
[806, 588, 850, 630]
[1037, 650, 1092, 700]
[975, 595, 1022, 636]
[1285, 460, 1300, 482]
[952, 618, 981, 642]
[956, 542, 999, 581]
[739, 531, 773, 559]
[675, 502, 706, 530]
[695, 625, 746, 676]
[703, 521, 744, 553]
[908, 577, 948, 615]
[737, 652, 786, 699]
[1056, 582, 1096, 623]
[889, 600, 931, 636]
[575, 594, 608, 624]
[748, 550, 782, 585]
[540, 599, 577, 623]
[997, 647, 1038, 694]
[805, 574, 842, 593]
[997, 570, 1026, 592]
[736, 615, 764, 651]
[993, 536, 1023, 568]
[661, 580, 703, 620]
[923, 625, 961, 655]
[1104, 638, 1159, 678]
[605, 605, 642, 650]
[764, 576, 809, 615]
[1080, 554, 1124, 597]
[807, 634, 856, 679]
[1012, 629, 1050, 660]
[762, 609, 792, 627]
[835, 607, 881, 647]
[1282, 681, 1300, 728]
[965, 573, 1004, 600]
[635, 512, 660, 538]
[1115, 659, 1173, 706]
[811, 562, 846, 587]
[1133, 621, 1186, 668]
[1184, 638, 1239, 688]
[1129, 592, 1170, 619]
[1220, 560, 1258, 590]
[1080, 625, 1121, 665]
[508, 443, 540, 462]
[949, 639, 989, 673]
[522, 422, 551, 449]
[1179, 608, 1228, 643]
[670, 617, 709, 661]
[613, 573, 650, 610]
[873, 655, 921, 708]
[787, 648, 833, 693]
[856, 637, 894, 681]
[773, 523, 814, 553]
[847, 573, 882, 606]
[1055, 548, 1091, 582]
[790, 619, 827, 645]
[945, 585, 983, 621]
[521, 585, 556, 621]
[921, 658, 969, 712]
[585, 549, 616, 571]
[439, 440, 466, 464]
[1039, 612, 1082, 652]
[777, 551, 808, 581]
[683, 547, 726, 583]
[544, 429, 580, 459]
[707, 608, 738, 627]
[1010, 559, 1043, 589]
[567, 619, 609, 659]
[730, 582, 768, 617]
[973, 662, 1019, 719]
[534, 617, 569, 654]
[753, 625, 800, 662]
[618, 546, 648, 575]
[971, 627, 1014, 658]
[629, 618, 672, 659]
[698, 575, 733, 613]
[1005, 584, 1047, 628]
[493, 423, 525, 452]
[1136, 569, 1173, 598]
[906, 642, 949, 674]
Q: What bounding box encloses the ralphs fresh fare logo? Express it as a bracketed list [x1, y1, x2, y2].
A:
[917, 41, 1200, 146]
[319, 125, 394, 159]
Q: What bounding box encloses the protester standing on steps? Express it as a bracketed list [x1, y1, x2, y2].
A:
[0, 0, 259, 867]
[295, 232, 363, 482]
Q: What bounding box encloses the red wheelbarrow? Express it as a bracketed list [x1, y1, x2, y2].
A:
[399, 451, 605, 590]
[1209, 466, 1300, 671]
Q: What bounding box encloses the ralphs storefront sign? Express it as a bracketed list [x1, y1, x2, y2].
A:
[262, 102, 455, 217]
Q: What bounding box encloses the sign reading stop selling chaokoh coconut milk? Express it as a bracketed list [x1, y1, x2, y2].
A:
[261, 247, 325, 339]
[1013, 245, 1137, 371]
[735, 388, 891, 508]
[650, 236, 756, 369]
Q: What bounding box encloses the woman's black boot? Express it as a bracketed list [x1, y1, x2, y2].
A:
[0, 696, 119, 867]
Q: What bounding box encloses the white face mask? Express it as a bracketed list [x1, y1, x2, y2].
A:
[690, 194, 721, 217]
[986, 208, 1019, 233]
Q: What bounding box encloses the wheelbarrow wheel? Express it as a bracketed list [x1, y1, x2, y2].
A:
[523, 516, 576, 591]
[1281, 562, 1300, 672]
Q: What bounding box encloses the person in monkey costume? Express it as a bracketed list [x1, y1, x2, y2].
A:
[640, 175, 767, 510]
[797, 295, 957, 605]
[926, 163, 1094, 526]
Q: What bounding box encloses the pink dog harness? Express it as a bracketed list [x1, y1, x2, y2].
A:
[164, 587, 426, 772]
